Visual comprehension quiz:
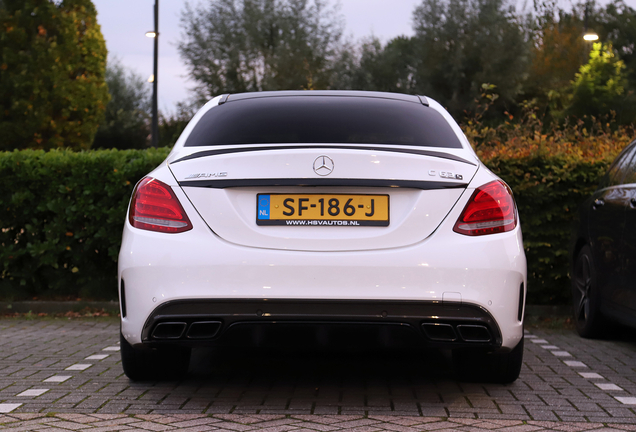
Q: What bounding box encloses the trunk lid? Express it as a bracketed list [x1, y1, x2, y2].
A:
[169, 145, 478, 251]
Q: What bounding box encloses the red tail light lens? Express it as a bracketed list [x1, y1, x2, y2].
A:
[129, 177, 193, 233]
[453, 180, 517, 236]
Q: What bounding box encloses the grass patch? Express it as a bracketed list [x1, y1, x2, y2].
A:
[0, 306, 119, 321]
[525, 314, 574, 330]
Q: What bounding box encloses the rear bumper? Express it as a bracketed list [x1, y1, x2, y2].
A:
[139, 298, 503, 350]
[119, 185, 527, 350]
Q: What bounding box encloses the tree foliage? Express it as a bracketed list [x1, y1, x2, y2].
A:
[590, 1, 636, 90]
[0, 0, 109, 150]
[523, 5, 588, 114]
[175, 0, 636, 126]
[563, 42, 632, 121]
[158, 103, 197, 148]
[331, 36, 418, 94]
[178, 0, 343, 101]
[522, 0, 636, 123]
[411, 0, 531, 117]
[92, 58, 150, 150]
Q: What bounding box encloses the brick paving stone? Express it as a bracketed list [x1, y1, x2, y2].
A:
[2, 319, 636, 428]
[12, 414, 595, 431]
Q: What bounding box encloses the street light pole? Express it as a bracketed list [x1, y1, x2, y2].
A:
[151, 0, 159, 148]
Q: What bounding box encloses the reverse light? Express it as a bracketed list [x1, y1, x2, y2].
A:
[453, 180, 517, 236]
[129, 177, 193, 233]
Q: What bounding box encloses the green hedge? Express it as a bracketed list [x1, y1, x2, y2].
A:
[0, 148, 169, 300]
[0, 148, 610, 304]
[486, 154, 610, 304]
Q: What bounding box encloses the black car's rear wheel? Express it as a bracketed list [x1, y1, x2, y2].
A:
[572, 245, 607, 338]
[120, 333, 191, 381]
[453, 336, 524, 384]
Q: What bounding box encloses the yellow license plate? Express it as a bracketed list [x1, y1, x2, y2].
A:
[256, 194, 389, 226]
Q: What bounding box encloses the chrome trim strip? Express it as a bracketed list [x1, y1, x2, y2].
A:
[171, 145, 477, 166]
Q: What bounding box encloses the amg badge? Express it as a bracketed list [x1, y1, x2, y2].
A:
[185, 172, 228, 179]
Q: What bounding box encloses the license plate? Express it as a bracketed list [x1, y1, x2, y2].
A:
[256, 194, 389, 226]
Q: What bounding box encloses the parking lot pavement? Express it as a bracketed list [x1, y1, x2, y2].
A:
[1, 319, 636, 431]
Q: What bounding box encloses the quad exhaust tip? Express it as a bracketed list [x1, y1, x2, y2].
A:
[186, 321, 222, 339]
[456, 324, 491, 342]
[151, 321, 222, 340]
[152, 322, 187, 339]
[151, 320, 491, 343]
[421, 322, 491, 343]
[421, 323, 457, 341]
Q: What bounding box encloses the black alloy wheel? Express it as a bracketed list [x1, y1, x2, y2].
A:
[452, 336, 524, 384]
[572, 245, 607, 338]
[120, 333, 191, 381]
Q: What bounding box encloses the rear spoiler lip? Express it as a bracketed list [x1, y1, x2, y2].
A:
[170, 144, 477, 166]
[178, 178, 467, 190]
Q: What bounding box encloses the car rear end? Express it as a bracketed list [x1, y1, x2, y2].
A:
[118, 91, 526, 381]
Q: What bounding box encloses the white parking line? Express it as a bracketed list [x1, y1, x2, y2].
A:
[43, 375, 72, 383]
[526, 333, 629, 399]
[65, 364, 91, 371]
[17, 389, 48, 397]
[102, 346, 120, 351]
[579, 372, 604, 379]
[616, 397, 636, 404]
[0, 403, 22, 413]
[85, 354, 109, 360]
[564, 360, 587, 367]
[596, 383, 623, 391]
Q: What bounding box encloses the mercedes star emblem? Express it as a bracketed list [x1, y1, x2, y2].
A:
[313, 155, 334, 176]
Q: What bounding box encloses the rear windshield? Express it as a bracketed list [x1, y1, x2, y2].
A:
[184, 96, 462, 148]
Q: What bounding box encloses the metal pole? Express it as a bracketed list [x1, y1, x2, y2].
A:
[151, 0, 159, 148]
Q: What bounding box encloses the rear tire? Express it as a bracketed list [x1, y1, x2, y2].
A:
[120, 333, 191, 381]
[453, 337, 524, 384]
[572, 245, 607, 338]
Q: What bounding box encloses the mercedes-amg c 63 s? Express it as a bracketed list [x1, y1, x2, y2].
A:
[118, 91, 527, 383]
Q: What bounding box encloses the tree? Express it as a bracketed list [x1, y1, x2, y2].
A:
[92, 59, 151, 150]
[337, 36, 418, 94]
[0, 0, 109, 150]
[178, 0, 343, 101]
[411, 0, 531, 118]
[597, 1, 636, 91]
[158, 102, 197, 148]
[522, 3, 588, 115]
[517, 0, 636, 123]
[563, 42, 633, 122]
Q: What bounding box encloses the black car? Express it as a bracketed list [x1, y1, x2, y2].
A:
[571, 139, 636, 337]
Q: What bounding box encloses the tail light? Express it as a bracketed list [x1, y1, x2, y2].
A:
[453, 180, 517, 236]
[129, 177, 193, 233]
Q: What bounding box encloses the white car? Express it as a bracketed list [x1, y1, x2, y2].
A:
[118, 91, 527, 383]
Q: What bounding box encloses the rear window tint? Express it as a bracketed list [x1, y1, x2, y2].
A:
[184, 96, 462, 148]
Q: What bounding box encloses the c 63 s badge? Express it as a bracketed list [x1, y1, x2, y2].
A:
[185, 172, 228, 179]
[428, 170, 463, 180]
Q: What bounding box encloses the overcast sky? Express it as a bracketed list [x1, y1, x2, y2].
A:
[92, 0, 634, 112]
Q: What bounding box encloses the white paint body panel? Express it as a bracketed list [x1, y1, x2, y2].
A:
[170, 148, 477, 251]
[180, 186, 464, 251]
[118, 92, 527, 352]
